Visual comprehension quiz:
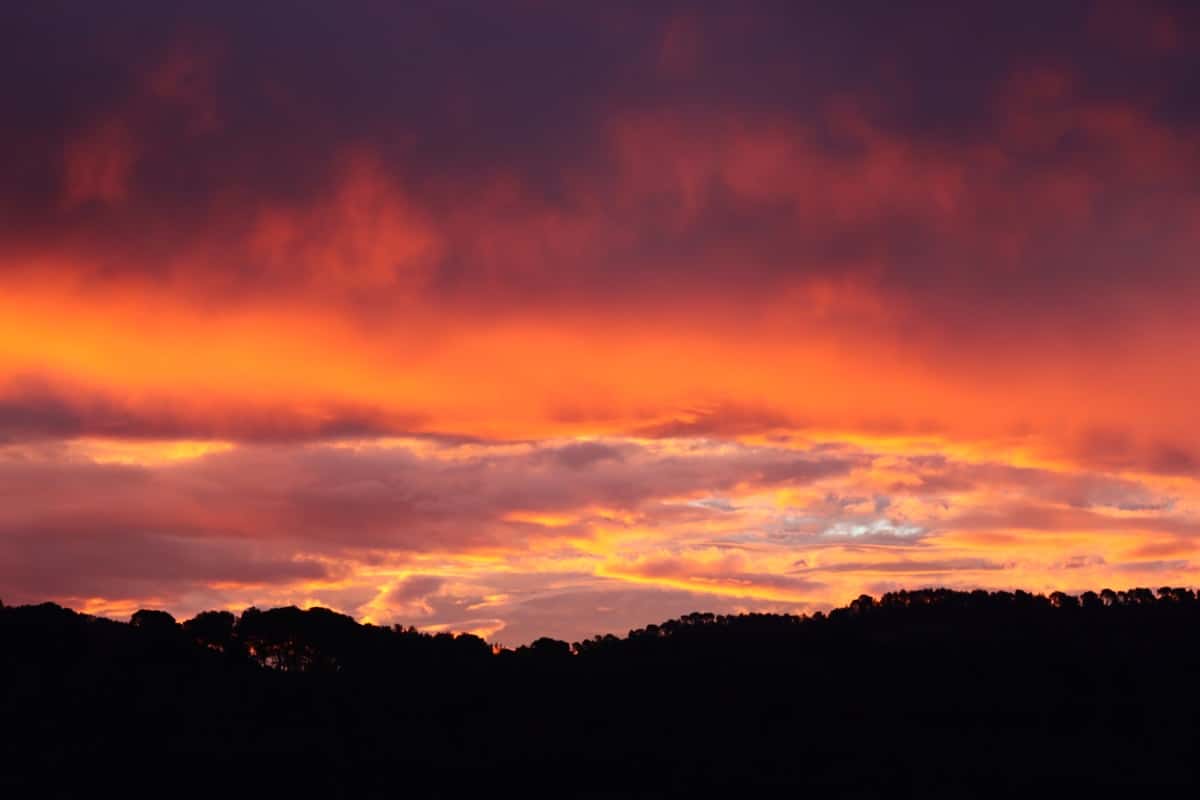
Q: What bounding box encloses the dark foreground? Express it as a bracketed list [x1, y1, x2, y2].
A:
[2, 587, 1199, 797]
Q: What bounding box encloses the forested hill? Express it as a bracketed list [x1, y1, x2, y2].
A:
[3, 587, 1200, 796]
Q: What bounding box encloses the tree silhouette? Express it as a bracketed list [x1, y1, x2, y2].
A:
[130, 608, 177, 631]
[4, 587, 1200, 795]
[183, 610, 237, 653]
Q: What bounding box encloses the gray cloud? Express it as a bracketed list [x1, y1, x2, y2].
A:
[386, 575, 445, 605]
[0, 436, 859, 606]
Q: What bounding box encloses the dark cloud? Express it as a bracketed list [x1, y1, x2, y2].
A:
[1149, 445, 1200, 476]
[540, 441, 628, 470]
[0, 375, 426, 443]
[0, 526, 327, 605]
[1069, 428, 1200, 477]
[2, 1, 1197, 330]
[386, 575, 445, 605]
[1112, 559, 1192, 573]
[755, 457, 856, 485]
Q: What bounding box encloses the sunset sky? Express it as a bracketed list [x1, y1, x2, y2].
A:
[3, 1, 1199, 644]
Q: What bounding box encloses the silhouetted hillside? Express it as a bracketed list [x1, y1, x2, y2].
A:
[3, 587, 1200, 796]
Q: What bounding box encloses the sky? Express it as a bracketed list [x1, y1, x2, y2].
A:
[2, 1, 1199, 644]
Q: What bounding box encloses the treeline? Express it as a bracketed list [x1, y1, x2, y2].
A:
[3, 587, 1200, 796]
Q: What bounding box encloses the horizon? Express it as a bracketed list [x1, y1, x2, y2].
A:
[6, 583, 1186, 649]
[3, 2, 1199, 646]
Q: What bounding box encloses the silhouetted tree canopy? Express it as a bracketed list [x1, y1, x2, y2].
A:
[182, 609, 236, 653]
[129, 608, 177, 631]
[3, 587, 1200, 796]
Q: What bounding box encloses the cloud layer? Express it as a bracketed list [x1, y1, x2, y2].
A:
[2, 2, 1198, 640]
[2, 435, 1195, 643]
